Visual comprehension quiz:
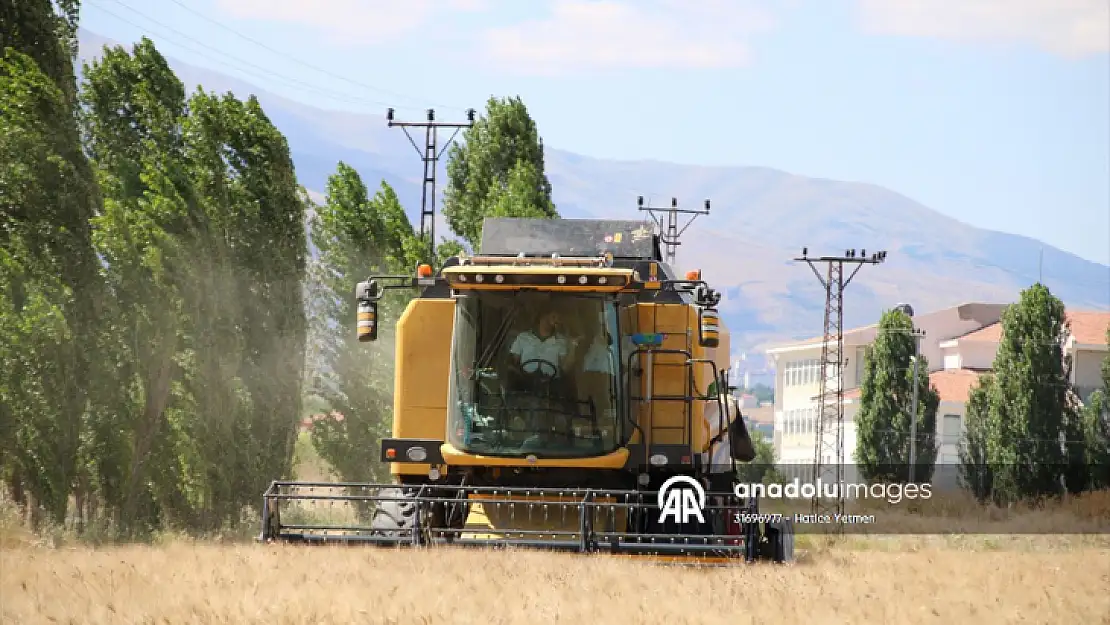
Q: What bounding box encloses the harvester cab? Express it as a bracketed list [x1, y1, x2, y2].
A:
[261, 216, 794, 564]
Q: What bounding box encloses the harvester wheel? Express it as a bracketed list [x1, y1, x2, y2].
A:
[369, 487, 421, 540]
[370, 486, 466, 543]
[761, 518, 795, 563]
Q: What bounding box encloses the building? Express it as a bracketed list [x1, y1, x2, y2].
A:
[929, 310, 1110, 463]
[740, 405, 774, 440]
[764, 303, 1109, 483]
[737, 393, 760, 409]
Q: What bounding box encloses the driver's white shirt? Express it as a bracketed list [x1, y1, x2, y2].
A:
[511, 331, 570, 375]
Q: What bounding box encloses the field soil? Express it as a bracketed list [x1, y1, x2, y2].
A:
[2, 540, 1108, 624]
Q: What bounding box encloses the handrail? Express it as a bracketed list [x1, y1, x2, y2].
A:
[460, 254, 609, 267]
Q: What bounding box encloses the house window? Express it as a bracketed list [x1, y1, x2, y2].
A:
[856, 347, 869, 384]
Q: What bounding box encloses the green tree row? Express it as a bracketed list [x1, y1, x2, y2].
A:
[853, 283, 1110, 504]
[1, 1, 558, 538]
[3, 4, 308, 536]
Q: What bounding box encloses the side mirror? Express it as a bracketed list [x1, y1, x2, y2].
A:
[698, 307, 719, 348]
[356, 280, 380, 342]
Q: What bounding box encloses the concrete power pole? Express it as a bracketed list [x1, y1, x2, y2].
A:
[895, 303, 927, 483]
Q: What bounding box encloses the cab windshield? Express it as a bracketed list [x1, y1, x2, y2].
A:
[447, 290, 623, 458]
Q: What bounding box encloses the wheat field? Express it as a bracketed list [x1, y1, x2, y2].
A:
[2, 537, 1108, 625]
[4, 443, 1108, 624]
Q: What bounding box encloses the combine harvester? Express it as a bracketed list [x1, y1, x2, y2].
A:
[260, 215, 795, 564]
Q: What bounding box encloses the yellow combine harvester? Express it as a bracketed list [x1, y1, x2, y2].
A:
[260, 216, 795, 563]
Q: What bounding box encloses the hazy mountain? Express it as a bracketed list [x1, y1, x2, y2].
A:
[76, 29, 1109, 363]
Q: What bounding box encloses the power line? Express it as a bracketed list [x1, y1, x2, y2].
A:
[85, 1, 385, 108]
[84, 0, 437, 113]
[161, 0, 470, 113]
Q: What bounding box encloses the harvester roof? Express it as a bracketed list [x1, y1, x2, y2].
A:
[479, 217, 660, 261]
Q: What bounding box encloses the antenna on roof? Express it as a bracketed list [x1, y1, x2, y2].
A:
[636, 195, 710, 266]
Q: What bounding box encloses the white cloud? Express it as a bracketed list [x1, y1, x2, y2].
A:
[856, 0, 1110, 59]
[214, 0, 488, 45]
[480, 0, 778, 75]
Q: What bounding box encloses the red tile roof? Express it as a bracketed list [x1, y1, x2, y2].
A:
[1067, 311, 1110, 345]
[929, 369, 986, 403]
[953, 311, 1108, 347]
[842, 369, 985, 403]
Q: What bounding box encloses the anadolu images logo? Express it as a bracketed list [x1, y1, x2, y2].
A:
[657, 475, 706, 524]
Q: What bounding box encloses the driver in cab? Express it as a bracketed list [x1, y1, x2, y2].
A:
[509, 309, 577, 379]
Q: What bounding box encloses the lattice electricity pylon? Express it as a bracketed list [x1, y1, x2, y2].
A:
[386, 107, 475, 264]
[794, 247, 886, 532]
[637, 196, 710, 267]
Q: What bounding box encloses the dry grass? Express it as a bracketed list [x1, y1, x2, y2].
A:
[1, 539, 1108, 624]
[3, 445, 1108, 624]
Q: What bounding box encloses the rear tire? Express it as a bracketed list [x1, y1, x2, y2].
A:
[761, 518, 795, 563]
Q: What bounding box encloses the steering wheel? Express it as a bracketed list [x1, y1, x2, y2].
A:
[519, 358, 558, 378]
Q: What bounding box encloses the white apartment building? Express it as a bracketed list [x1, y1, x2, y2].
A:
[764, 303, 1109, 488]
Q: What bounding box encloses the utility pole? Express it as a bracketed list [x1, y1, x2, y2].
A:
[909, 336, 921, 481]
[386, 107, 475, 264]
[894, 303, 926, 483]
[794, 247, 887, 533]
[637, 196, 710, 267]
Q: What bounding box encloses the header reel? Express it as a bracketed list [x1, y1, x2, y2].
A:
[260, 481, 794, 565]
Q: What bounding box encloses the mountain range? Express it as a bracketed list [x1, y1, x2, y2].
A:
[76, 29, 1109, 366]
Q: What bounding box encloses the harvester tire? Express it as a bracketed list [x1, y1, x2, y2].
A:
[369, 487, 420, 539]
[762, 518, 795, 563]
[370, 486, 465, 543]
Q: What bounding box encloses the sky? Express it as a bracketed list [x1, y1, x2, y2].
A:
[78, 0, 1110, 266]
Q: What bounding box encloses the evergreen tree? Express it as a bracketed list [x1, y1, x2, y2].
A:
[959, 375, 995, 502]
[854, 309, 940, 483]
[307, 165, 418, 483]
[980, 284, 1082, 504]
[0, 0, 101, 526]
[442, 96, 556, 250]
[79, 37, 196, 533]
[1079, 324, 1110, 489]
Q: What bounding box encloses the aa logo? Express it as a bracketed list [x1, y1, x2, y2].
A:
[657, 475, 706, 524]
